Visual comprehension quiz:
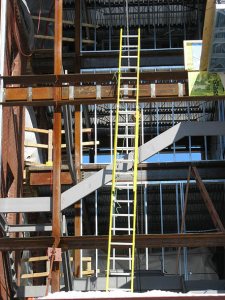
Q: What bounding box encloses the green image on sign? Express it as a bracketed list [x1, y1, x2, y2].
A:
[188, 71, 225, 96]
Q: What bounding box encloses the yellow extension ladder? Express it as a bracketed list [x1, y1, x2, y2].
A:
[106, 28, 141, 292]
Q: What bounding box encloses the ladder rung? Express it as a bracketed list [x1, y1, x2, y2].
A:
[110, 257, 132, 260]
[122, 35, 138, 37]
[121, 56, 138, 58]
[120, 87, 137, 90]
[112, 213, 134, 217]
[116, 171, 133, 175]
[115, 185, 134, 190]
[111, 228, 133, 231]
[118, 122, 136, 126]
[116, 158, 134, 162]
[120, 99, 136, 102]
[117, 147, 135, 150]
[120, 77, 138, 80]
[110, 272, 131, 276]
[115, 170, 134, 175]
[122, 45, 138, 48]
[117, 134, 135, 138]
[108, 288, 132, 291]
[121, 66, 138, 69]
[120, 98, 137, 102]
[115, 199, 133, 203]
[118, 111, 136, 115]
[111, 242, 132, 246]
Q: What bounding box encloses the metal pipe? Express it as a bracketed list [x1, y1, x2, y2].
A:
[95, 190, 98, 277]
[80, 199, 83, 278]
[159, 183, 165, 273]
[175, 183, 181, 274]
[0, 0, 7, 186]
[144, 184, 148, 270]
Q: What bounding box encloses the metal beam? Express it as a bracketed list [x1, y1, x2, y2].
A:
[61, 121, 225, 210]
[2, 94, 225, 107]
[0, 122, 224, 213]
[7, 224, 52, 233]
[4, 83, 186, 102]
[28, 161, 225, 186]
[51, 0, 63, 292]
[1, 71, 188, 86]
[0, 233, 225, 251]
[0, 197, 51, 213]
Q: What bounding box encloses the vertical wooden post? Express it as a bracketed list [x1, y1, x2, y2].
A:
[47, 129, 53, 166]
[74, 104, 81, 277]
[74, 0, 82, 278]
[51, 0, 62, 293]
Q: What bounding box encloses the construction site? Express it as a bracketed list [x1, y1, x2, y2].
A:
[1, 0, 225, 299]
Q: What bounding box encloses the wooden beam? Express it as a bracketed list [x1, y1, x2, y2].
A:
[34, 34, 94, 44]
[32, 15, 99, 28]
[200, 0, 216, 71]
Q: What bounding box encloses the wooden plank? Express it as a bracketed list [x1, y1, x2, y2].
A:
[35, 34, 74, 42]
[82, 128, 93, 133]
[25, 127, 49, 134]
[82, 257, 91, 262]
[22, 256, 48, 263]
[24, 142, 48, 149]
[82, 141, 100, 146]
[21, 272, 49, 279]
[35, 35, 95, 44]
[200, 0, 216, 71]
[32, 16, 99, 28]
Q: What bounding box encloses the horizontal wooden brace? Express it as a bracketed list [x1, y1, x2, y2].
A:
[34, 34, 95, 44]
[21, 272, 49, 279]
[32, 16, 99, 28]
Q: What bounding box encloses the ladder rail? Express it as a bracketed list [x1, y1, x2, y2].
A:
[106, 27, 123, 292]
[131, 27, 141, 293]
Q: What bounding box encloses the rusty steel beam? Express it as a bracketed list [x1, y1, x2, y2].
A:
[51, 0, 63, 293]
[74, 104, 81, 278]
[0, 233, 225, 251]
[4, 83, 186, 101]
[28, 160, 225, 186]
[74, 0, 82, 278]
[0, 92, 224, 107]
[30, 171, 73, 185]
[1, 71, 188, 86]
[191, 166, 225, 233]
